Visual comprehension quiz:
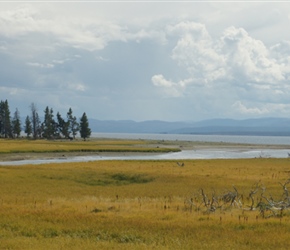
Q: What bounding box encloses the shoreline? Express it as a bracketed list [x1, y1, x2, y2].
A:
[0, 151, 165, 162]
[1, 139, 290, 163]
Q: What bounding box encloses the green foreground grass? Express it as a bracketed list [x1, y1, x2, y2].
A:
[1, 157, 290, 249]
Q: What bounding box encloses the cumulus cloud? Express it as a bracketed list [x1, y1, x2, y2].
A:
[220, 26, 286, 84]
[152, 74, 180, 97]
[152, 21, 290, 116]
[161, 21, 289, 87]
[169, 22, 226, 83]
[152, 74, 175, 88]
[151, 74, 194, 97]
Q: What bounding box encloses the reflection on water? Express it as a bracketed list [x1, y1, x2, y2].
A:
[1, 148, 290, 166]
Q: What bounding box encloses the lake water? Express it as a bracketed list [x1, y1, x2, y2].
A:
[1, 133, 290, 166]
[92, 132, 290, 145]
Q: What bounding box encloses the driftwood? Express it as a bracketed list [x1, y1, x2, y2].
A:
[176, 162, 184, 167]
[185, 179, 290, 218]
[252, 180, 290, 218]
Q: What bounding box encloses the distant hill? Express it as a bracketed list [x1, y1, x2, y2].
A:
[89, 117, 290, 136]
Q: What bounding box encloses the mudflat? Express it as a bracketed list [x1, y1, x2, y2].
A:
[1, 138, 290, 162]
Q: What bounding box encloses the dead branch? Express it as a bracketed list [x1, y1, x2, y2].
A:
[248, 184, 260, 211]
[192, 180, 290, 217]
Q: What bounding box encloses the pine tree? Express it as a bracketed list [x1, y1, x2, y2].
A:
[56, 112, 69, 138]
[0, 101, 4, 136]
[12, 108, 21, 138]
[42, 106, 56, 139]
[79, 112, 91, 141]
[30, 103, 41, 139]
[67, 108, 79, 139]
[0, 100, 12, 138]
[24, 115, 32, 138]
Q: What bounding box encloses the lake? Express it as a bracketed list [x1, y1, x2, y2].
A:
[92, 132, 290, 145]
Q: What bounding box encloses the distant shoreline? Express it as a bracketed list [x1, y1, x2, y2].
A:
[91, 132, 290, 146]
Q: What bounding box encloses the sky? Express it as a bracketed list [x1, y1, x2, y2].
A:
[1, 1, 290, 122]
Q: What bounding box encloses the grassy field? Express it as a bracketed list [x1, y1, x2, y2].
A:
[0, 138, 181, 154]
[1, 157, 290, 249]
[0, 138, 182, 163]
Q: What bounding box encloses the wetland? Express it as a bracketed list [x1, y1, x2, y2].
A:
[1, 138, 290, 249]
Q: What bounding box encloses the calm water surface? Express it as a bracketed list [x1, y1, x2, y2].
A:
[92, 133, 290, 145]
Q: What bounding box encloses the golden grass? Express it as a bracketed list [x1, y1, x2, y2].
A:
[0, 138, 179, 154]
[1, 158, 290, 249]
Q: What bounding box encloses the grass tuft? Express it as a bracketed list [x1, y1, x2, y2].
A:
[111, 173, 154, 184]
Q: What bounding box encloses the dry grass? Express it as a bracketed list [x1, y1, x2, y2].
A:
[1, 158, 290, 249]
[0, 138, 179, 156]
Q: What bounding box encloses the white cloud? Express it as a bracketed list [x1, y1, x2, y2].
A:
[166, 22, 288, 87]
[151, 74, 194, 97]
[167, 21, 209, 38]
[152, 74, 174, 88]
[232, 101, 269, 115]
[151, 74, 181, 97]
[220, 26, 285, 84]
[0, 6, 39, 35]
[233, 101, 290, 116]
[150, 20, 290, 118]
[0, 5, 166, 54]
[153, 21, 290, 97]
[169, 22, 226, 83]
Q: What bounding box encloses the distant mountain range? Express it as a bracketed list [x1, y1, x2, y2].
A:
[89, 117, 290, 136]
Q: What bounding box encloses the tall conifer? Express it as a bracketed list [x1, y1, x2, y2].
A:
[79, 112, 91, 141]
[12, 108, 21, 138]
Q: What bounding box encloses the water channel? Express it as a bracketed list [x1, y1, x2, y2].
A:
[1, 133, 290, 166]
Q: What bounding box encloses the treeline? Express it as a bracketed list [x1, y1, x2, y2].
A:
[0, 99, 91, 140]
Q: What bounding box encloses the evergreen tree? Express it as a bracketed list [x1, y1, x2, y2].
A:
[0, 100, 91, 140]
[67, 108, 79, 139]
[0, 101, 4, 136]
[12, 108, 21, 138]
[0, 100, 12, 138]
[56, 112, 69, 138]
[30, 103, 41, 139]
[42, 106, 56, 139]
[79, 112, 91, 141]
[24, 115, 32, 138]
